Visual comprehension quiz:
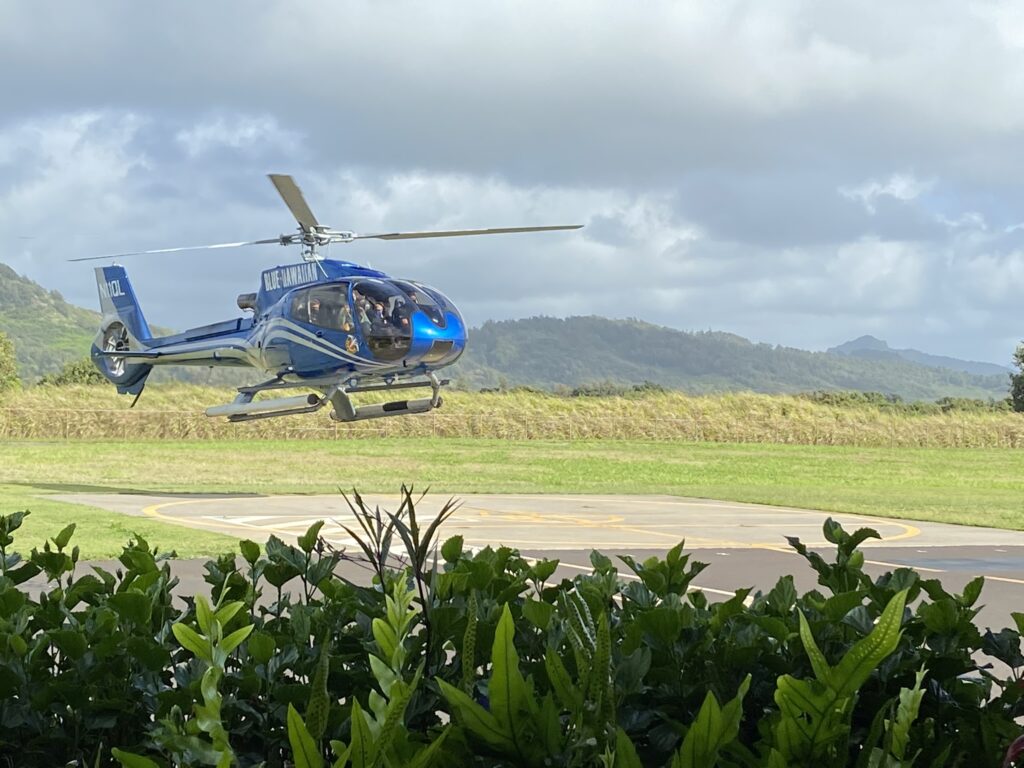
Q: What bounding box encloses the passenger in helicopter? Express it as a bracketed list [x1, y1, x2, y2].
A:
[339, 302, 353, 332]
[355, 296, 372, 334]
[308, 296, 322, 325]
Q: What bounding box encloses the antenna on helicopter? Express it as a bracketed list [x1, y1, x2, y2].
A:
[69, 174, 582, 263]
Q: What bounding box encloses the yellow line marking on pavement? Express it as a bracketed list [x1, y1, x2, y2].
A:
[142, 494, 924, 550]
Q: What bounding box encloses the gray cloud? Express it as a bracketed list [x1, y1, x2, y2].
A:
[1, 1, 1023, 366]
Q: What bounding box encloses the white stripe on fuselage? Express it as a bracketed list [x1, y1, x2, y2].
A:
[143, 318, 394, 371]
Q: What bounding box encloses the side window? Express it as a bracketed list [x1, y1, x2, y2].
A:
[290, 288, 311, 323]
[290, 284, 352, 331]
[307, 284, 351, 331]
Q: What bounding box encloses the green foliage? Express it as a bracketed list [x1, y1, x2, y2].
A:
[2, 498, 1024, 767]
[768, 590, 908, 764]
[0, 330, 18, 392]
[1011, 343, 1024, 412]
[454, 316, 1010, 401]
[37, 356, 108, 385]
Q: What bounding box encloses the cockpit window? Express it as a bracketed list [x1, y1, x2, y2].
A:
[352, 280, 413, 362]
[392, 279, 446, 328]
[290, 284, 354, 332]
[412, 282, 456, 314]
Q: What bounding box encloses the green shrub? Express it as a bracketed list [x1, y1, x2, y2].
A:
[0, 331, 18, 392]
[1012, 344, 1024, 413]
[36, 357, 107, 386]
[1, 493, 1022, 767]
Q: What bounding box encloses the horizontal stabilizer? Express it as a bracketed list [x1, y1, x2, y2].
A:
[95, 349, 164, 359]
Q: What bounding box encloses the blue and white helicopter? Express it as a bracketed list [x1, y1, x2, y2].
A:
[73, 175, 580, 422]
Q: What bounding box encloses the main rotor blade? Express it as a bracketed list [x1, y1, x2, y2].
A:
[352, 224, 583, 241]
[68, 238, 283, 262]
[268, 174, 319, 233]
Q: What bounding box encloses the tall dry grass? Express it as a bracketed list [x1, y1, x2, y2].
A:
[1, 384, 1022, 447]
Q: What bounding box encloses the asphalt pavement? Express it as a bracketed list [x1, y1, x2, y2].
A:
[54, 492, 1024, 629]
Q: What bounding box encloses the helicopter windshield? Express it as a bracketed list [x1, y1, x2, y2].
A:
[392, 279, 446, 328]
[352, 280, 413, 362]
[290, 284, 354, 332]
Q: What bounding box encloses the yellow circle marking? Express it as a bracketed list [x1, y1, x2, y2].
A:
[141, 493, 922, 550]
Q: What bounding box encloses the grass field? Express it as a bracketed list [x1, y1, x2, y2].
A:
[2, 438, 1023, 558]
[3, 384, 1024, 446]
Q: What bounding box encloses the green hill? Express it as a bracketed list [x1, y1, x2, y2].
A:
[451, 316, 1010, 401]
[0, 263, 99, 381]
[0, 264, 245, 386]
[0, 265, 1011, 401]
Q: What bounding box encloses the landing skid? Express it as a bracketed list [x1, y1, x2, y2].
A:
[205, 373, 447, 423]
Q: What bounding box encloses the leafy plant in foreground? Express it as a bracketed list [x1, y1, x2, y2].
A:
[114, 592, 254, 767]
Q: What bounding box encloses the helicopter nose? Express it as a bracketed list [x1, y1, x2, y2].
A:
[412, 311, 466, 366]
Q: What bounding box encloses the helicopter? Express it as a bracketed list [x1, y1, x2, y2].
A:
[72, 174, 581, 423]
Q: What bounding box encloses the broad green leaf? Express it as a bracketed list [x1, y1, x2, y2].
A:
[248, 630, 276, 664]
[239, 539, 261, 565]
[960, 576, 984, 607]
[798, 611, 832, 685]
[461, 590, 478, 692]
[109, 592, 153, 626]
[406, 727, 451, 768]
[348, 699, 376, 768]
[110, 749, 161, 768]
[288, 702, 325, 768]
[372, 617, 398, 660]
[5, 561, 41, 586]
[172, 622, 212, 663]
[214, 600, 244, 626]
[330, 740, 351, 768]
[1011, 611, 1024, 637]
[221, 624, 254, 655]
[615, 728, 644, 768]
[196, 592, 213, 635]
[299, 520, 326, 553]
[49, 629, 88, 660]
[832, 589, 908, 698]
[441, 535, 464, 562]
[53, 523, 76, 550]
[437, 678, 515, 751]
[888, 668, 927, 761]
[672, 675, 750, 768]
[530, 558, 559, 583]
[522, 597, 554, 630]
[489, 604, 529, 735]
[306, 643, 332, 741]
[545, 651, 581, 710]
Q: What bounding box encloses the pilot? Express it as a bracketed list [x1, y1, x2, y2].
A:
[389, 297, 410, 329]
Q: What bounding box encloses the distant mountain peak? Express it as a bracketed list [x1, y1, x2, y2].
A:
[828, 334, 1011, 377]
[829, 335, 890, 353]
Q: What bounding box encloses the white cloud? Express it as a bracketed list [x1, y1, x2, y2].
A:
[2, 2, 1024, 363]
[175, 114, 300, 158]
[839, 173, 934, 214]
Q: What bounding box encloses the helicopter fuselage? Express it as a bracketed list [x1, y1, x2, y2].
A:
[91, 259, 466, 393]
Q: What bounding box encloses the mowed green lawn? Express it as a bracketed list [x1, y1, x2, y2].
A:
[1, 438, 1022, 559]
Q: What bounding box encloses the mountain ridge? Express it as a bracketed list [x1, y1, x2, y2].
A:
[828, 334, 1011, 377]
[451, 316, 1010, 401]
[0, 263, 1011, 401]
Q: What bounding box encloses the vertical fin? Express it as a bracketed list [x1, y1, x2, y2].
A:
[94, 266, 152, 341]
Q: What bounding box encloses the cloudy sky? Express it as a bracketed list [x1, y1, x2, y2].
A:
[2, 1, 1024, 364]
